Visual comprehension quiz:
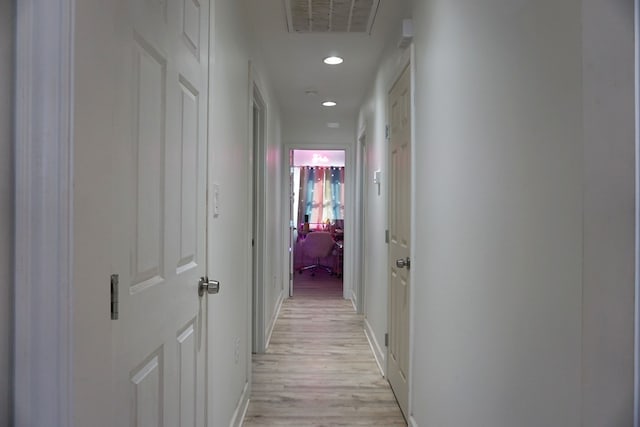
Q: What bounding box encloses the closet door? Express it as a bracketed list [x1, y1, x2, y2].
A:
[109, 0, 210, 425]
[387, 63, 412, 419]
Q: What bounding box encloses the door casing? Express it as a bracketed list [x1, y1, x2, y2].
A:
[634, 1, 640, 425]
[14, 1, 74, 425]
[282, 143, 355, 303]
[355, 128, 367, 314]
[251, 76, 268, 354]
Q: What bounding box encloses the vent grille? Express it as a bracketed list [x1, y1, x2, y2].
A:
[285, 0, 380, 33]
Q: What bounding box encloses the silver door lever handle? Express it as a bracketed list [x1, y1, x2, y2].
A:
[198, 276, 220, 297]
[396, 257, 411, 269]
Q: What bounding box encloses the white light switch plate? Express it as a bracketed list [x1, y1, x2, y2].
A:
[373, 170, 382, 184]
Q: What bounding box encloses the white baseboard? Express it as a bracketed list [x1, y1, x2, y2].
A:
[264, 290, 284, 350]
[409, 415, 419, 427]
[364, 318, 385, 377]
[350, 289, 357, 311]
[229, 381, 250, 427]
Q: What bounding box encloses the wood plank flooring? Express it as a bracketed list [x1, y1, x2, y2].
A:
[243, 270, 406, 426]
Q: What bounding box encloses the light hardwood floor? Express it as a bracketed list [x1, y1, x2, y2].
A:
[243, 270, 406, 426]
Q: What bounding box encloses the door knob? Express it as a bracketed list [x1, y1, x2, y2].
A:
[395, 257, 411, 269]
[198, 276, 220, 297]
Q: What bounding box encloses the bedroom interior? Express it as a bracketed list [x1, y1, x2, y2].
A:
[290, 149, 346, 292]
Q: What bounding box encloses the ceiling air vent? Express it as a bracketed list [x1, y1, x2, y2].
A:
[284, 0, 381, 33]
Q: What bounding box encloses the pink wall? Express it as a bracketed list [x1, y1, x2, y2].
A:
[292, 149, 345, 167]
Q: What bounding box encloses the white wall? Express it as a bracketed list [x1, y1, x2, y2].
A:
[206, 1, 252, 417]
[73, 0, 121, 424]
[283, 114, 356, 147]
[281, 101, 359, 304]
[399, 0, 636, 425]
[357, 43, 411, 371]
[262, 94, 285, 347]
[0, 0, 13, 424]
[249, 57, 285, 349]
[263, 100, 285, 344]
[411, 0, 582, 425]
[207, 0, 283, 424]
[581, 0, 635, 425]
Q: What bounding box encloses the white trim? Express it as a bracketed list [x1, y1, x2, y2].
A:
[634, 0, 640, 425]
[282, 0, 293, 33]
[281, 147, 293, 301]
[264, 289, 285, 350]
[15, 0, 75, 426]
[282, 142, 355, 302]
[343, 145, 356, 302]
[229, 381, 250, 427]
[354, 127, 367, 315]
[250, 65, 269, 354]
[408, 416, 419, 427]
[364, 318, 385, 377]
[385, 47, 413, 96]
[407, 43, 417, 424]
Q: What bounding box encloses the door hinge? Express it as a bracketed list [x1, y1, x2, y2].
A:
[110, 274, 119, 320]
[385, 229, 389, 244]
[251, 238, 255, 247]
[385, 333, 389, 347]
[385, 124, 390, 140]
[290, 272, 293, 281]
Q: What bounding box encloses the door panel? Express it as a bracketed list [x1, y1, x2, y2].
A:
[177, 320, 197, 427]
[388, 64, 411, 419]
[130, 351, 163, 427]
[181, 0, 201, 54]
[132, 36, 166, 292]
[112, 0, 210, 425]
[177, 76, 200, 274]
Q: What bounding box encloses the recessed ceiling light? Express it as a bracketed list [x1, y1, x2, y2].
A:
[327, 122, 340, 128]
[323, 56, 344, 65]
[322, 101, 337, 107]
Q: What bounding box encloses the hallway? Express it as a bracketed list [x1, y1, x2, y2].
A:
[243, 271, 406, 426]
[8, 0, 638, 426]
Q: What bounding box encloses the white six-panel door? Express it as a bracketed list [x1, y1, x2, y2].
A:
[388, 64, 412, 419]
[111, 0, 210, 425]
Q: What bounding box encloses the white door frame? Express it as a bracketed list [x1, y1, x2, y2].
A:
[14, 1, 75, 426]
[408, 44, 418, 426]
[635, 1, 640, 425]
[282, 143, 355, 303]
[355, 128, 367, 314]
[249, 66, 269, 354]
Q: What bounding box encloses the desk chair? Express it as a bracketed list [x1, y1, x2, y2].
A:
[299, 231, 335, 276]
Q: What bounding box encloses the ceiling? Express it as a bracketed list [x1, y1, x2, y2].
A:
[244, 0, 411, 143]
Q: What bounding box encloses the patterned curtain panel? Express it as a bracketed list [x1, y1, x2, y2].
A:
[297, 166, 345, 226]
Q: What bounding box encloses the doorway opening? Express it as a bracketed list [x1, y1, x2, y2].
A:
[251, 83, 266, 354]
[289, 149, 346, 297]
